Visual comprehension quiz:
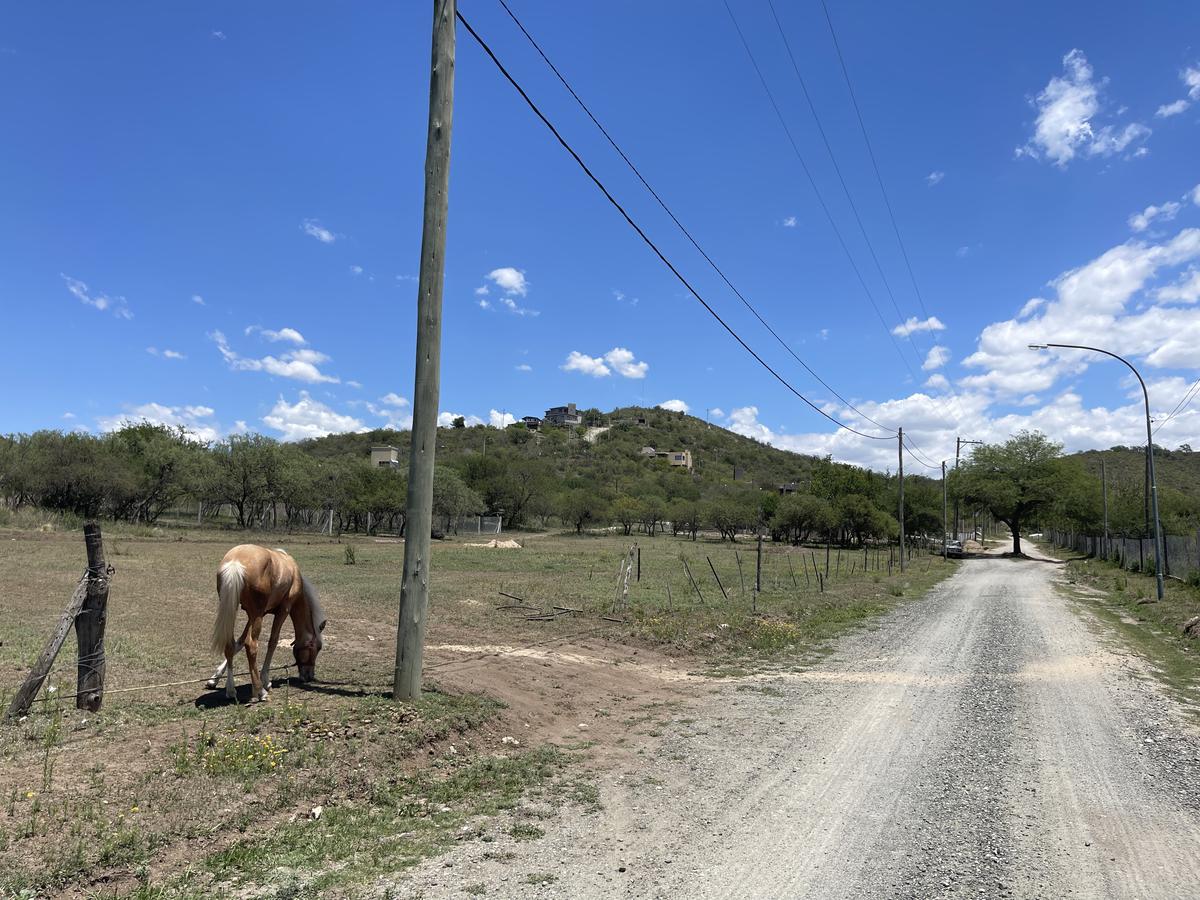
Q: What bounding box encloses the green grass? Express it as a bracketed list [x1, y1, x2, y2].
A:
[1044, 543, 1200, 711]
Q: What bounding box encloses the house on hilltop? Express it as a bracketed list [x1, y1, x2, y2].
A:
[544, 403, 583, 427]
[370, 445, 400, 468]
[520, 416, 542, 430]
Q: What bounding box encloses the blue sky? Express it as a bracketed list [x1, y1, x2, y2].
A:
[2, 1, 1199, 471]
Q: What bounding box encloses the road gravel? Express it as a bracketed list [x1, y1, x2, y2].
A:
[398, 552, 1200, 899]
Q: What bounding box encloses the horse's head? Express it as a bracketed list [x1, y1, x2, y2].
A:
[293, 576, 327, 682]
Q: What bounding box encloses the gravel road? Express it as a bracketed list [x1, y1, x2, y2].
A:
[399, 552, 1200, 899]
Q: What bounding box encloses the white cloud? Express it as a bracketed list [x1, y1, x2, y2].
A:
[438, 411, 484, 428]
[263, 392, 366, 441]
[62, 412, 76, 420]
[380, 393, 409, 408]
[819, 328, 829, 340]
[515, 363, 532, 372]
[926, 171, 945, 186]
[474, 285, 489, 296]
[211, 331, 339, 384]
[1129, 200, 1182, 233]
[301, 219, 336, 244]
[1156, 99, 1189, 118]
[61, 273, 132, 320]
[489, 410, 516, 428]
[191, 294, 205, 306]
[709, 407, 725, 419]
[485, 267, 528, 296]
[613, 289, 639, 306]
[1185, 65, 1200, 100]
[892, 315, 946, 337]
[782, 216, 797, 228]
[562, 347, 649, 379]
[146, 347, 186, 360]
[1018, 298, 1045, 318]
[956, 246, 971, 258]
[498, 296, 538, 317]
[251, 325, 307, 344]
[1017, 49, 1149, 166]
[345, 380, 362, 389]
[478, 299, 491, 310]
[349, 265, 364, 275]
[1192, 184, 1200, 207]
[924, 373, 950, 391]
[98, 402, 222, 443]
[211, 30, 226, 40]
[1156, 268, 1200, 304]
[563, 351, 610, 377]
[922, 345, 951, 371]
[727, 406, 775, 443]
[657, 399, 690, 413]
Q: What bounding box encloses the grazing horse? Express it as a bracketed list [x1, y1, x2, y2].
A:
[207, 545, 326, 701]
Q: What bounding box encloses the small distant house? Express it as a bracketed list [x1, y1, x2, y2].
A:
[778, 481, 799, 495]
[521, 416, 542, 430]
[655, 449, 693, 470]
[544, 403, 583, 427]
[370, 445, 400, 468]
[640, 446, 657, 457]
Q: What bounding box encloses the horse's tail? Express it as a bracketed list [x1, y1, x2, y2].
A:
[211, 559, 245, 655]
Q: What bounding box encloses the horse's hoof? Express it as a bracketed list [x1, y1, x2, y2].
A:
[205, 679, 218, 690]
[225, 688, 236, 700]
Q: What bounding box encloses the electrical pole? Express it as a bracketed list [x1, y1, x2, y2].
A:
[1101, 458, 1109, 562]
[395, 0, 456, 702]
[898, 427, 906, 573]
[954, 438, 983, 543]
[942, 460, 948, 560]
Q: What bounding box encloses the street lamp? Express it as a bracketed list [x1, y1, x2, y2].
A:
[1028, 342, 1165, 600]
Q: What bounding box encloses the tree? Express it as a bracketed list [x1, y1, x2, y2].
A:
[451, 416, 466, 429]
[637, 494, 668, 536]
[771, 493, 834, 545]
[611, 496, 639, 536]
[953, 430, 1065, 554]
[433, 466, 483, 529]
[670, 499, 703, 540]
[557, 489, 607, 534]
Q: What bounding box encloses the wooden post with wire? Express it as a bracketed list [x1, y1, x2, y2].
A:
[395, 0, 456, 702]
[6, 524, 112, 720]
[76, 524, 111, 711]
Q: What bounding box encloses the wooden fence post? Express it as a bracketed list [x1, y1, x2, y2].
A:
[76, 524, 111, 712]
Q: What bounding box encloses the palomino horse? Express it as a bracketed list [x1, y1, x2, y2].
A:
[207, 545, 326, 701]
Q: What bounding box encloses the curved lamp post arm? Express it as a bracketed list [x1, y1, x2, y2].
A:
[1027, 342, 1165, 600]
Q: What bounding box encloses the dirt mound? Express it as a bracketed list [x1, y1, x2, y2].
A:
[465, 539, 523, 549]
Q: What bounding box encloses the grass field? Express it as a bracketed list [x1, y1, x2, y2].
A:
[0, 519, 956, 896]
[1043, 541, 1200, 711]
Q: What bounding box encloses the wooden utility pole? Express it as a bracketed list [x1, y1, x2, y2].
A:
[941, 461, 948, 561]
[395, 0, 456, 702]
[898, 427, 906, 572]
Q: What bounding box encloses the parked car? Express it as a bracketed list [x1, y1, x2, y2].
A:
[944, 539, 964, 558]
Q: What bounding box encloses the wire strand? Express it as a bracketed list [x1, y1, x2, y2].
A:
[720, 0, 924, 385]
[456, 10, 893, 441]
[492, 0, 894, 436]
[1153, 375, 1200, 435]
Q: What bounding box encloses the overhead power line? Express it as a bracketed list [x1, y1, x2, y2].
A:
[763, 0, 923, 364]
[719, 0, 924, 385]
[1154, 375, 1200, 435]
[491, 0, 894, 436]
[455, 10, 893, 442]
[818, 0, 932, 323]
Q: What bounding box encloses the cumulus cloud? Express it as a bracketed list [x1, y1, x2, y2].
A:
[485, 267, 528, 296]
[515, 363, 532, 372]
[657, 399, 690, 413]
[1129, 200, 1182, 233]
[301, 219, 336, 243]
[892, 315, 946, 337]
[709, 407, 725, 419]
[263, 393, 365, 441]
[98, 402, 221, 443]
[926, 171, 945, 186]
[782, 216, 797, 228]
[1016, 49, 1149, 166]
[489, 410, 516, 428]
[211, 331, 339, 384]
[192, 294, 205, 306]
[924, 373, 950, 391]
[562, 347, 648, 379]
[1156, 268, 1200, 304]
[922, 345, 951, 371]
[247, 325, 307, 345]
[380, 393, 409, 408]
[61, 273, 133, 320]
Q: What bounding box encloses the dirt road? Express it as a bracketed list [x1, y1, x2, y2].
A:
[401, 553, 1200, 898]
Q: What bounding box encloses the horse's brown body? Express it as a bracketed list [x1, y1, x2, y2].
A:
[208, 545, 325, 701]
